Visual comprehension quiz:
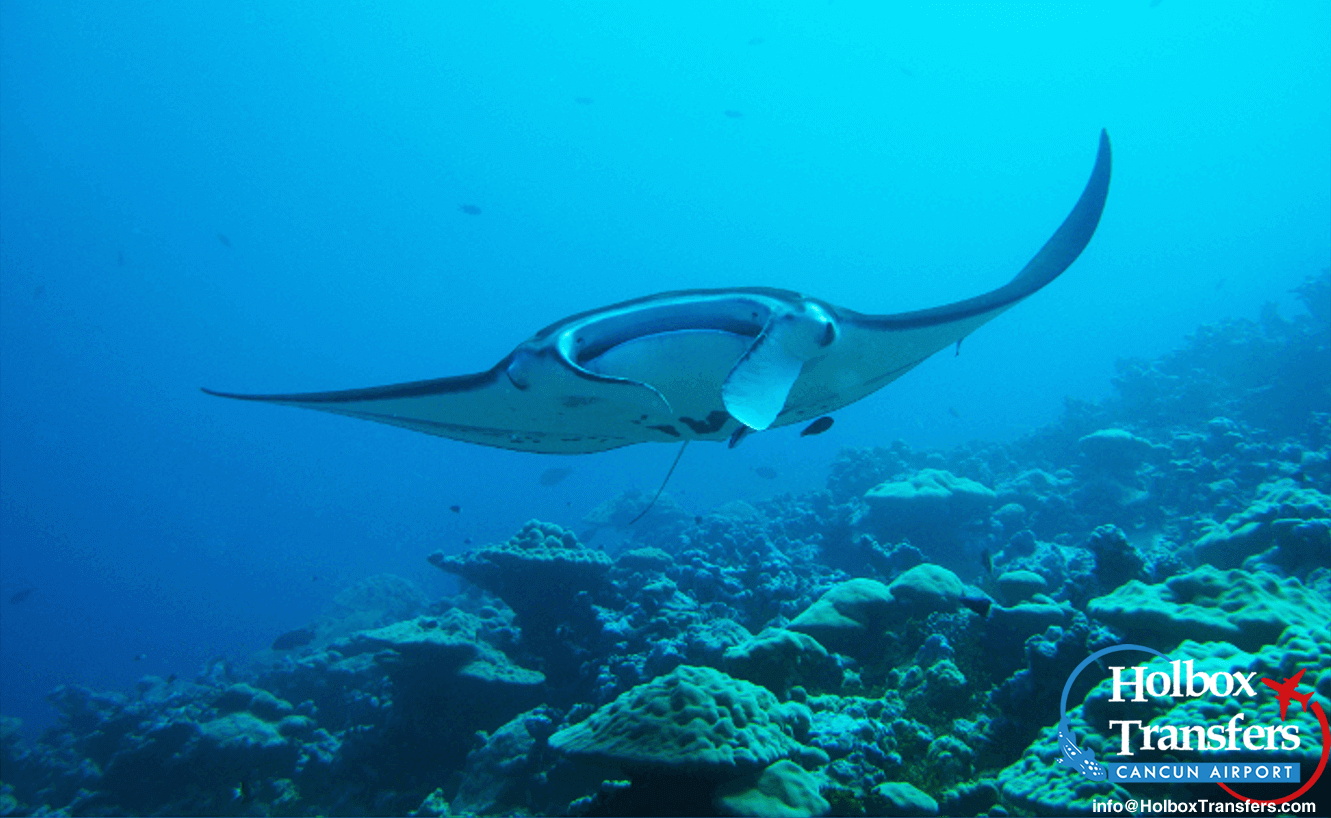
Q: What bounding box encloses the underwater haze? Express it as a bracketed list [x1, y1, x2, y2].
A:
[1, 2, 1329, 816]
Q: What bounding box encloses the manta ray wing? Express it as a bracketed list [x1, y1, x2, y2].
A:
[205, 131, 1110, 453]
[203, 362, 674, 454]
[775, 129, 1112, 427]
[203, 291, 786, 454]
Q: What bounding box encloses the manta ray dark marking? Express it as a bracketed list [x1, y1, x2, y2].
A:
[205, 132, 1112, 454]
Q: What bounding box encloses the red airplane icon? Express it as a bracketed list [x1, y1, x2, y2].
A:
[1262, 669, 1314, 721]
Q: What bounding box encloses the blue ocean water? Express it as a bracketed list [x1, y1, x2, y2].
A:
[1, 3, 1328, 815]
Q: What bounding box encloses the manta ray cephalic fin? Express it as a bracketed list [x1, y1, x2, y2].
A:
[722, 302, 838, 430]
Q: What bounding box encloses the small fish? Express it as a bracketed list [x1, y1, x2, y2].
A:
[311, 575, 319, 582]
[801, 416, 834, 436]
[753, 466, 778, 480]
[271, 627, 316, 651]
[539, 467, 574, 486]
[723, 110, 744, 119]
[463, 537, 473, 545]
[574, 96, 594, 105]
[948, 406, 961, 419]
[165, 673, 178, 685]
[960, 593, 992, 618]
[747, 37, 765, 46]
[216, 233, 232, 248]
[32, 285, 44, 300]
[133, 653, 148, 661]
[449, 504, 461, 513]
[117, 251, 125, 266]
[459, 204, 482, 215]
[9, 588, 34, 604]
[980, 549, 993, 576]
[232, 780, 255, 804]
[694, 515, 703, 524]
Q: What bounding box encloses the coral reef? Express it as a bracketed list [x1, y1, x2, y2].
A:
[713, 759, 831, 817]
[862, 470, 997, 574]
[2, 270, 1327, 816]
[1087, 564, 1331, 651]
[722, 628, 841, 697]
[548, 665, 820, 776]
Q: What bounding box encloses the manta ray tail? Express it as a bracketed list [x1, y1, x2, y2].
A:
[629, 441, 690, 525]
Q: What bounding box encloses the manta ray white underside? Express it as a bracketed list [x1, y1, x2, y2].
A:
[205, 131, 1112, 454]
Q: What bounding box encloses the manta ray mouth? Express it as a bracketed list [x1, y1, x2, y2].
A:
[559, 296, 773, 366]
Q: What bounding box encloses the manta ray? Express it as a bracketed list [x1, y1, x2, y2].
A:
[205, 132, 1111, 454]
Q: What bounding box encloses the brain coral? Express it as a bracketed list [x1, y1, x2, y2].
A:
[864, 469, 997, 530]
[871, 781, 939, 817]
[713, 759, 831, 817]
[723, 628, 840, 696]
[428, 520, 611, 616]
[995, 570, 1047, 605]
[997, 721, 1130, 816]
[787, 565, 971, 658]
[548, 665, 812, 776]
[1076, 428, 1160, 474]
[862, 470, 997, 572]
[787, 578, 896, 656]
[1086, 565, 1330, 652]
[349, 615, 544, 689]
[1195, 478, 1331, 570]
[887, 563, 965, 616]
